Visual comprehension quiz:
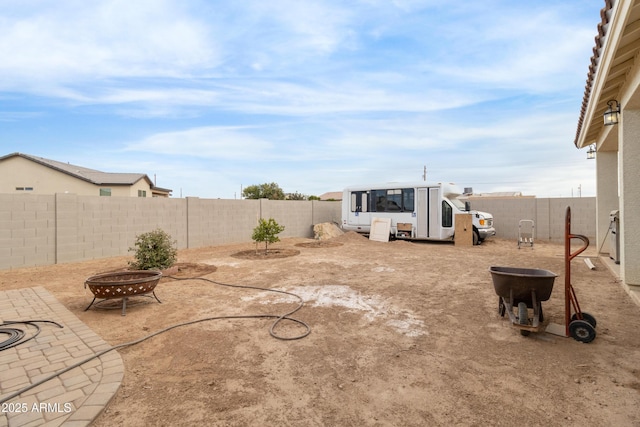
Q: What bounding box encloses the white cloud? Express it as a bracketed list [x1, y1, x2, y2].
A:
[125, 126, 274, 160]
[0, 0, 217, 89]
[424, 7, 596, 92]
[1, 1, 602, 199]
[256, 1, 352, 54]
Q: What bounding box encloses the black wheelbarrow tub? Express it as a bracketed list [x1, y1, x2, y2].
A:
[489, 266, 557, 304]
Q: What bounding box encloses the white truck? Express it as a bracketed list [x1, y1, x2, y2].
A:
[341, 182, 496, 245]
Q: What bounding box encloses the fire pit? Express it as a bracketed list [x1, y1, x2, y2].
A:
[84, 270, 162, 316]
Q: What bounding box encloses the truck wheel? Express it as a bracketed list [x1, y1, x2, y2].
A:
[473, 230, 480, 245]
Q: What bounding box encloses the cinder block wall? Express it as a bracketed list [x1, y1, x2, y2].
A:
[469, 197, 596, 241]
[0, 194, 56, 268]
[0, 194, 595, 270]
[311, 199, 342, 225]
[0, 194, 342, 270]
[56, 194, 188, 264]
[186, 198, 261, 248]
[262, 200, 314, 238]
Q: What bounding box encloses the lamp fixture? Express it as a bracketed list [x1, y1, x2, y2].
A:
[587, 144, 596, 160]
[603, 100, 620, 126]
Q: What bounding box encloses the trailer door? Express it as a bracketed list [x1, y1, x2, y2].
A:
[417, 188, 428, 237]
[348, 190, 369, 227]
[428, 187, 440, 238]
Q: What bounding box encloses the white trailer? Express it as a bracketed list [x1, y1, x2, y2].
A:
[341, 182, 496, 245]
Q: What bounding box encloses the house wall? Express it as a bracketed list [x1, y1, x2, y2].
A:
[620, 109, 640, 286]
[0, 194, 595, 270]
[0, 156, 99, 195]
[125, 179, 153, 197]
[0, 156, 154, 197]
[595, 152, 619, 254]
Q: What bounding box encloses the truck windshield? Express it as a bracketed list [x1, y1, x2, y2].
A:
[447, 196, 467, 211]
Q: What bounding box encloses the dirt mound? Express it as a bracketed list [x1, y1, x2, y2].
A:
[333, 230, 369, 242]
[313, 222, 344, 240]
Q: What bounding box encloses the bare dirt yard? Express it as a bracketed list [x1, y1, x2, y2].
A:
[1, 233, 640, 426]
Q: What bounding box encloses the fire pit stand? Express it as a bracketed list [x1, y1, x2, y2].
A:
[84, 270, 162, 316]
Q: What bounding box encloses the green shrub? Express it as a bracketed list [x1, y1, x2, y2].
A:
[252, 218, 285, 254]
[128, 229, 178, 270]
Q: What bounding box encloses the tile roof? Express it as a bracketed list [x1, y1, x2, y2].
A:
[574, 0, 614, 147]
[574, 1, 640, 150]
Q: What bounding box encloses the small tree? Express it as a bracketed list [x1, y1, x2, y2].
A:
[243, 182, 285, 200]
[129, 229, 178, 270]
[251, 218, 285, 254]
[286, 191, 306, 200]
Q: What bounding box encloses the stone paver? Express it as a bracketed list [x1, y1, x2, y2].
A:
[1, 287, 123, 427]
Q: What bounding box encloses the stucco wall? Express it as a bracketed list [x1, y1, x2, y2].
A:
[1, 156, 99, 195]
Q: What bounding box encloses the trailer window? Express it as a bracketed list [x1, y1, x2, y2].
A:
[371, 190, 384, 212]
[386, 189, 402, 211]
[370, 188, 414, 212]
[442, 201, 453, 227]
[350, 191, 368, 213]
[402, 189, 414, 211]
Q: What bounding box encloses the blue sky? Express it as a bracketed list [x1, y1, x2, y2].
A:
[1, 0, 602, 198]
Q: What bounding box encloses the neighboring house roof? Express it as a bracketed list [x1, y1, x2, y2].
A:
[574, 0, 640, 149]
[151, 185, 173, 194]
[467, 192, 530, 198]
[0, 152, 170, 193]
[318, 191, 343, 200]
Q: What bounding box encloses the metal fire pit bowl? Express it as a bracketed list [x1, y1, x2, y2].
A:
[84, 270, 162, 316]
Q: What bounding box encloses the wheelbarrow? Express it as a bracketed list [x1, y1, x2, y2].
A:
[489, 266, 558, 336]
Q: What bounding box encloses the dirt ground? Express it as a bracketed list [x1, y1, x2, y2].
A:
[1, 233, 640, 426]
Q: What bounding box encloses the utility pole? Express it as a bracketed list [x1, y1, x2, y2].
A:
[422, 165, 427, 182]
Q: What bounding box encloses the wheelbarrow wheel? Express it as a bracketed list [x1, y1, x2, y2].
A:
[498, 297, 505, 317]
[571, 312, 596, 328]
[518, 302, 530, 336]
[518, 302, 528, 324]
[569, 320, 596, 343]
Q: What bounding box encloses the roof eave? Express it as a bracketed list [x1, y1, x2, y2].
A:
[575, 0, 638, 149]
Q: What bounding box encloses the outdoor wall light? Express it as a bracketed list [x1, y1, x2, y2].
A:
[587, 144, 596, 160]
[603, 100, 620, 126]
